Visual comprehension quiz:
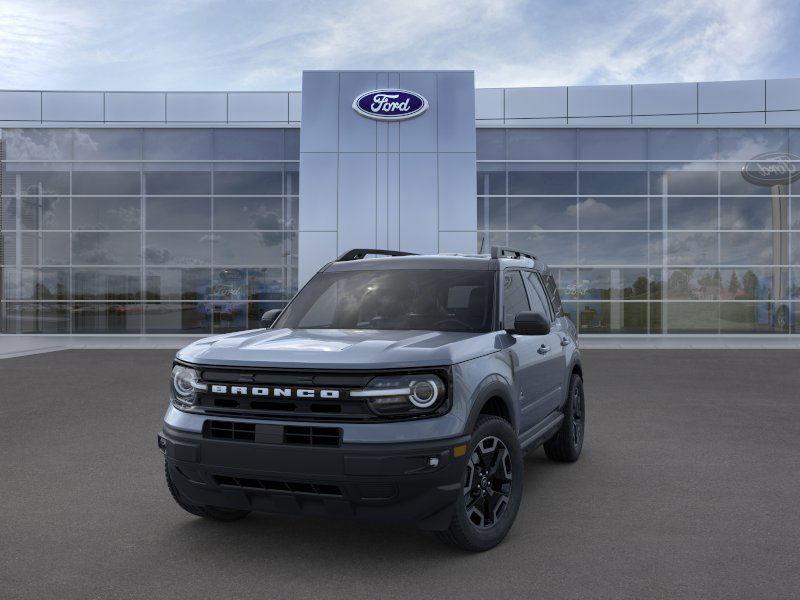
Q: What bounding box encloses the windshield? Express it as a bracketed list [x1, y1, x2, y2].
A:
[274, 269, 496, 332]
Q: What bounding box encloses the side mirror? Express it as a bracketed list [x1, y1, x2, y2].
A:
[260, 309, 283, 329]
[510, 311, 550, 336]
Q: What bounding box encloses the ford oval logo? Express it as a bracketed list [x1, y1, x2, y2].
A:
[352, 89, 428, 121]
[741, 152, 800, 187]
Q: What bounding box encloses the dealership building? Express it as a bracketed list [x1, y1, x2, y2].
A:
[1, 70, 799, 338]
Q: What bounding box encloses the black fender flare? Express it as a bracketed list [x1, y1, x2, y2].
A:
[463, 374, 517, 434]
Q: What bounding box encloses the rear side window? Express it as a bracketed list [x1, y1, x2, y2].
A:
[523, 272, 552, 320]
[502, 271, 530, 328]
[544, 273, 564, 316]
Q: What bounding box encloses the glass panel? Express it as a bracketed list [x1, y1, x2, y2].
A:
[73, 129, 141, 160]
[145, 232, 212, 265]
[650, 169, 717, 195]
[719, 267, 787, 301]
[793, 198, 800, 230]
[666, 268, 720, 300]
[20, 196, 69, 230]
[664, 302, 719, 333]
[11, 170, 70, 195]
[577, 268, 649, 300]
[72, 303, 142, 333]
[3, 303, 70, 333]
[476, 165, 506, 195]
[72, 268, 141, 300]
[508, 168, 576, 195]
[649, 197, 663, 230]
[502, 271, 530, 327]
[213, 197, 284, 229]
[667, 197, 718, 230]
[72, 197, 140, 230]
[720, 302, 782, 333]
[720, 232, 777, 265]
[649, 302, 662, 333]
[648, 129, 718, 161]
[145, 268, 212, 300]
[579, 171, 647, 195]
[507, 197, 576, 230]
[718, 129, 788, 160]
[72, 171, 141, 195]
[145, 197, 211, 230]
[792, 268, 800, 299]
[578, 129, 646, 160]
[478, 197, 506, 232]
[19, 232, 70, 265]
[144, 171, 211, 195]
[213, 129, 283, 160]
[507, 129, 576, 160]
[666, 232, 718, 264]
[578, 197, 647, 230]
[144, 303, 211, 333]
[547, 268, 578, 302]
[577, 302, 648, 333]
[578, 233, 649, 265]
[72, 232, 140, 265]
[1, 232, 15, 264]
[476, 129, 505, 160]
[507, 232, 577, 265]
[284, 163, 299, 196]
[285, 129, 300, 159]
[3, 129, 73, 160]
[212, 302, 248, 332]
[720, 168, 777, 195]
[213, 168, 283, 195]
[649, 269, 663, 300]
[143, 129, 213, 160]
[720, 197, 787, 230]
[1, 198, 17, 228]
[245, 268, 289, 300]
[13, 268, 69, 300]
[213, 232, 294, 266]
[794, 232, 800, 265]
[285, 197, 298, 231]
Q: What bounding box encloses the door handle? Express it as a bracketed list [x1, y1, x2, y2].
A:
[560, 336, 570, 346]
[538, 344, 551, 355]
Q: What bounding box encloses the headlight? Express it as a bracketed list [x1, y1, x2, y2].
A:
[170, 365, 205, 409]
[351, 373, 448, 417]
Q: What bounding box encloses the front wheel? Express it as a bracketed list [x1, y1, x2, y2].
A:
[543, 373, 585, 463]
[436, 415, 524, 552]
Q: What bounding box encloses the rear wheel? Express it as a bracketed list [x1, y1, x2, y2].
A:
[164, 461, 250, 522]
[543, 373, 585, 463]
[436, 415, 523, 552]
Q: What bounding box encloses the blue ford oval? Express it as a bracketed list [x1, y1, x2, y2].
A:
[353, 89, 428, 121]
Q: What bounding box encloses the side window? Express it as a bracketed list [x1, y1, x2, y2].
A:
[523, 272, 551, 320]
[544, 273, 564, 316]
[502, 271, 531, 328]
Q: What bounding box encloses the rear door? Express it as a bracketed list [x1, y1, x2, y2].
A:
[523, 271, 566, 415]
[501, 270, 553, 433]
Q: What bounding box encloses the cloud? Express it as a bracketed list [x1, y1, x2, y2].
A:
[0, 0, 795, 90]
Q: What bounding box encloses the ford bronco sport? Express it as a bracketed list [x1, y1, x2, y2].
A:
[159, 246, 584, 551]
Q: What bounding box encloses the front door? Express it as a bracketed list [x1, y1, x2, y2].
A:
[501, 270, 557, 433]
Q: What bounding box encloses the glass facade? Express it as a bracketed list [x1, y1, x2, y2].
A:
[0, 128, 299, 333]
[478, 128, 800, 335]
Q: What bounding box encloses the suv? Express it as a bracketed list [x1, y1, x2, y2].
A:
[159, 246, 584, 551]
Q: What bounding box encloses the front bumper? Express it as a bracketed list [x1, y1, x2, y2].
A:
[159, 423, 470, 530]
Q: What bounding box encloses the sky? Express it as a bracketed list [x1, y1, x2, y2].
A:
[0, 0, 798, 91]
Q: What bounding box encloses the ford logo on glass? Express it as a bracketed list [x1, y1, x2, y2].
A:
[353, 89, 428, 121]
[741, 152, 800, 187]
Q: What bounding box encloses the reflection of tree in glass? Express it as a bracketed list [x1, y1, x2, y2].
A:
[742, 270, 759, 300]
[631, 276, 648, 300]
[728, 271, 741, 296]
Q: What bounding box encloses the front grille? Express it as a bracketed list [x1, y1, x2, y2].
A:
[284, 425, 341, 447]
[206, 420, 255, 441]
[213, 475, 343, 497]
[204, 420, 341, 446]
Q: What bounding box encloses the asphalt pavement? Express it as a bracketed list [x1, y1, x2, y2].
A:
[1, 349, 798, 599]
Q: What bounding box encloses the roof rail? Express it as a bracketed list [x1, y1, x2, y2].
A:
[336, 248, 417, 262]
[490, 246, 537, 261]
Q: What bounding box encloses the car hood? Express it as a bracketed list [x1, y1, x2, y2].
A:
[176, 328, 501, 369]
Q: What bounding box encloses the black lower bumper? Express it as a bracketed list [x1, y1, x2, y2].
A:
[159, 424, 470, 530]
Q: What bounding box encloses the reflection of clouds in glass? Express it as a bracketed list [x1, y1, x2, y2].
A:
[667, 232, 717, 264]
[720, 232, 776, 265]
[72, 131, 100, 158]
[5, 130, 71, 160]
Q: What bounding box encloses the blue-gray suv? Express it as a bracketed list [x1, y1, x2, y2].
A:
[159, 246, 585, 551]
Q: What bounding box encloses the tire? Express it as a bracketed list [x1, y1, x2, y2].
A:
[164, 461, 250, 522]
[543, 373, 585, 463]
[436, 415, 524, 552]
